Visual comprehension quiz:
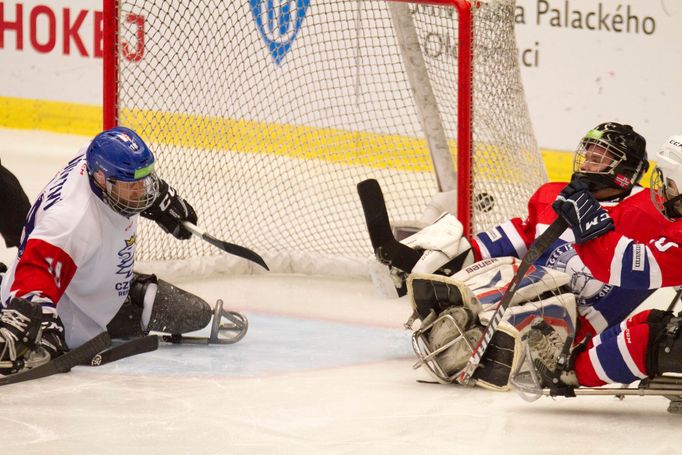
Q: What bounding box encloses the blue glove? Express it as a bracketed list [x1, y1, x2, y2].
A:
[552, 180, 614, 244]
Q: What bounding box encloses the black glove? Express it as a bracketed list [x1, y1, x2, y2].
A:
[552, 180, 614, 244]
[40, 313, 68, 359]
[142, 179, 198, 240]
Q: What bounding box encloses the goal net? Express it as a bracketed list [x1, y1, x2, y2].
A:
[103, 0, 546, 276]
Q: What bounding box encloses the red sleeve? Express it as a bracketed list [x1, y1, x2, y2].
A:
[10, 238, 78, 309]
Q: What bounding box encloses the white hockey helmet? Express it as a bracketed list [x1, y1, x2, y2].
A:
[651, 135, 682, 220]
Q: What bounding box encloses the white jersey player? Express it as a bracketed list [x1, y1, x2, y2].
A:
[0, 127, 211, 375]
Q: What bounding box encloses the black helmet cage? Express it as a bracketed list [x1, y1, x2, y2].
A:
[572, 122, 648, 194]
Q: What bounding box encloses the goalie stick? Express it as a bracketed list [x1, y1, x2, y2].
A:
[84, 335, 159, 366]
[0, 332, 111, 386]
[457, 217, 569, 385]
[182, 221, 269, 271]
[356, 179, 422, 271]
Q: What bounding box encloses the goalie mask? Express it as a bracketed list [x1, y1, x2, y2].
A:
[86, 127, 160, 218]
[572, 122, 648, 196]
[651, 135, 682, 220]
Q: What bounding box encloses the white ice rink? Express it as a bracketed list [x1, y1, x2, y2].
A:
[1, 128, 681, 455]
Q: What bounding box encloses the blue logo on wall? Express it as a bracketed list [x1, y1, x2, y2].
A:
[249, 0, 310, 65]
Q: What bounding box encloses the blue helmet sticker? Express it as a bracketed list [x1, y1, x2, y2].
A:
[250, 0, 310, 65]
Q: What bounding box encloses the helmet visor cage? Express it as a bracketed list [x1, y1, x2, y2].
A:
[103, 172, 159, 217]
[573, 138, 625, 177]
[651, 167, 682, 219]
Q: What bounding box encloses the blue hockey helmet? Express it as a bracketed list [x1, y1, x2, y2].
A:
[86, 127, 159, 217]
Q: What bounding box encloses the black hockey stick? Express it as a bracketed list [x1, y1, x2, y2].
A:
[84, 335, 159, 366]
[182, 221, 269, 271]
[357, 179, 422, 271]
[0, 332, 111, 386]
[457, 217, 568, 385]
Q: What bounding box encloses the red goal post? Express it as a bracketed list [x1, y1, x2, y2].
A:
[103, 0, 546, 276]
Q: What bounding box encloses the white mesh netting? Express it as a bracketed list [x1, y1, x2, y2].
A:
[112, 0, 546, 276]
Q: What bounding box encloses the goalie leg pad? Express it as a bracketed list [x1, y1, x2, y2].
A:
[407, 273, 483, 322]
[472, 321, 522, 392]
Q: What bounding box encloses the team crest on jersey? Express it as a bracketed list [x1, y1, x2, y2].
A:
[546, 243, 612, 305]
[115, 236, 137, 296]
[249, 0, 310, 65]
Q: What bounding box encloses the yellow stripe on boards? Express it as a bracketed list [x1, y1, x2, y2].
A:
[0, 96, 653, 186]
[0, 96, 101, 136]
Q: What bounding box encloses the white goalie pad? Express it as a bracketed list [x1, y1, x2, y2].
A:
[402, 213, 474, 275]
[406, 272, 483, 328]
[452, 257, 571, 310]
[408, 273, 484, 384]
[408, 257, 577, 389]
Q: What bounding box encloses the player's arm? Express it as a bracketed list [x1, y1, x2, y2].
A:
[141, 179, 197, 239]
[470, 186, 543, 261]
[575, 229, 682, 289]
[9, 238, 77, 310]
[8, 238, 74, 359]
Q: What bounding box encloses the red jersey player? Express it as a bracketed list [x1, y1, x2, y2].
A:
[524, 135, 682, 390]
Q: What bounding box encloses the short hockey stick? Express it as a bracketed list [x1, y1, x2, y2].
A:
[357, 179, 422, 271]
[457, 217, 568, 385]
[84, 335, 159, 366]
[0, 332, 112, 386]
[182, 221, 269, 271]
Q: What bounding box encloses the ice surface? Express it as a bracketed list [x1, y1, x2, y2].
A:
[0, 128, 680, 454]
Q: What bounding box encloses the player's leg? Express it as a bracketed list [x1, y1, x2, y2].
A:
[107, 272, 212, 338]
[526, 309, 679, 389]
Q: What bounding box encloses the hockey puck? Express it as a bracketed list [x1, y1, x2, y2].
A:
[474, 192, 495, 212]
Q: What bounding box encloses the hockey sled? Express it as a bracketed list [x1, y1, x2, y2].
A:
[513, 356, 682, 414]
[162, 299, 248, 345]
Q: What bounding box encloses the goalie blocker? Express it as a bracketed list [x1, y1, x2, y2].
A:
[107, 272, 247, 344]
[368, 212, 475, 298]
[408, 257, 576, 391]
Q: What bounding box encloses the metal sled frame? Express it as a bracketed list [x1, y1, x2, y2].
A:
[411, 312, 475, 384]
[511, 344, 682, 414]
[162, 299, 248, 345]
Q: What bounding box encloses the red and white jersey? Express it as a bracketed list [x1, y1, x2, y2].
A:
[469, 182, 668, 339]
[575, 213, 682, 289]
[0, 150, 139, 348]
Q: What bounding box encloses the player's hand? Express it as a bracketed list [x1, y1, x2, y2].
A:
[552, 180, 614, 244]
[142, 179, 198, 240]
[40, 313, 68, 359]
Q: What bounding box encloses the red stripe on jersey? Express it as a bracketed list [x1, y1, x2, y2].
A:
[622, 324, 650, 376]
[11, 238, 78, 308]
[574, 349, 606, 387]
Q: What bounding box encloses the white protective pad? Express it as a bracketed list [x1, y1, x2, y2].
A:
[451, 257, 571, 310]
[402, 213, 474, 274]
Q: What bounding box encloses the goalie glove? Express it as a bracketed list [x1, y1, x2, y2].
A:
[142, 179, 198, 240]
[370, 213, 474, 298]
